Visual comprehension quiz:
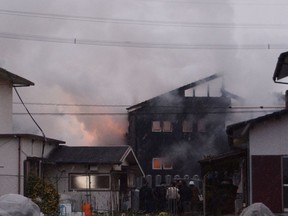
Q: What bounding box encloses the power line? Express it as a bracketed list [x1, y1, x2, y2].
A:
[1, 9, 288, 29]
[13, 102, 130, 107]
[137, 0, 288, 6]
[13, 101, 285, 109]
[12, 109, 283, 116]
[1, 32, 288, 50]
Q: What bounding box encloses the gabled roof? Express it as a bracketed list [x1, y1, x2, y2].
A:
[127, 74, 221, 112]
[46, 145, 140, 166]
[226, 109, 288, 145]
[0, 133, 65, 145]
[0, 68, 34, 87]
[227, 109, 288, 132]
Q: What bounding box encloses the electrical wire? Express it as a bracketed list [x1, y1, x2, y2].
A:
[137, 0, 288, 6]
[1, 32, 288, 50]
[12, 109, 283, 116]
[13, 87, 47, 158]
[12, 101, 285, 109]
[0, 9, 288, 29]
[13, 102, 129, 107]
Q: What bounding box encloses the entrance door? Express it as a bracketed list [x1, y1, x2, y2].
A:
[252, 155, 282, 212]
[283, 157, 288, 211]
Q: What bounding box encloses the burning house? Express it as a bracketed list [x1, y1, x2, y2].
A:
[127, 74, 236, 187]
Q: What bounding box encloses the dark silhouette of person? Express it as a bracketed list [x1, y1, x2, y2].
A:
[179, 181, 192, 215]
[153, 181, 167, 212]
[139, 179, 154, 213]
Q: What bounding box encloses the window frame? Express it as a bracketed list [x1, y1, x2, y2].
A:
[152, 158, 162, 170]
[69, 173, 111, 191]
[162, 121, 173, 132]
[152, 121, 162, 132]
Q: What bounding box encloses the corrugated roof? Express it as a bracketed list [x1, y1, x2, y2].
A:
[46, 145, 131, 164]
[0, 68, 34, 87]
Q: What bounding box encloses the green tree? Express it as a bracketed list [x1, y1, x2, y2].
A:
[26, 174, 60, 215]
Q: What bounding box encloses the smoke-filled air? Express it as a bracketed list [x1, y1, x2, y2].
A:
[1, 0, 288, 146]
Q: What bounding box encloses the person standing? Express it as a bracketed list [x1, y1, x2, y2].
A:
[166, 182, 180, 215]
[139, 180, 154, 213]
[179, 181, 192, 215]
[153, 181, 167, 212]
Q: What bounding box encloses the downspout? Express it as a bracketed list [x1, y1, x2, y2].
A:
[17, 136, 21, 194]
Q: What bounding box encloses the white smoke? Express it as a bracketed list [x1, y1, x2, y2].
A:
[0, 0, 287, 145]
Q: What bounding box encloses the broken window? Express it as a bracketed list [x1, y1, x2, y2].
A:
[152, 121, 161, 132]
[163, 159, 173, 170]
[182, 120, 193, 132]
[152, 158, 162, 170]
[152, 120, 173, 132]
[69, 174, 110, 190]
[152, 158, 173, 170]
[163, 121, 172, 132]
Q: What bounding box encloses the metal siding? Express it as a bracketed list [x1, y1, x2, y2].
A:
[252, 155, 282, 212]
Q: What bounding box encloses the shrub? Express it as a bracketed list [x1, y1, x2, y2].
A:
[26, 174, 59, 215]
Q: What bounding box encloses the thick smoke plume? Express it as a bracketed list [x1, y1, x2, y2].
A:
[0, 0, 287, 145]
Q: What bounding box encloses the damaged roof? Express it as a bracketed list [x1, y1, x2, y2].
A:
[127, 74, 221, 112]
[46, 145, 136, 165]
[0, 68, 34, 87]
[127, 74, 241, 113]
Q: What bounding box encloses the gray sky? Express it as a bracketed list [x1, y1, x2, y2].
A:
[1, 0, 288, 146]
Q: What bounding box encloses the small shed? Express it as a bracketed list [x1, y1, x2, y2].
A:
[43, 145, 144, 213]
[199, 150, 247, 215]
[226, 109, 288, 213]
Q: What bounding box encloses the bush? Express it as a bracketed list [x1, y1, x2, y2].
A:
[26, 174, 60, 215]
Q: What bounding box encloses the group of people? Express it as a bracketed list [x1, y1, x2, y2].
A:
[139, 179, 202, 215]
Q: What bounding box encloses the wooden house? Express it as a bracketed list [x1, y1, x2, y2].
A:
[43, 145, 144, 213]
[127, 74, 234, 187]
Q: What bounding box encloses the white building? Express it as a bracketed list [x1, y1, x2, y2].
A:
[0, 68, 65, 195]
[0, 68, 144, 214]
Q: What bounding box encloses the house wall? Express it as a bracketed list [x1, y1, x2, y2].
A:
[250, 115, 288, 155]
[0, 136, 57, 195]
[44, 164, 120, 212]
[248, 116, 288, 212]
[0, 80, 12, 133]
[251, 155, 282, 213]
